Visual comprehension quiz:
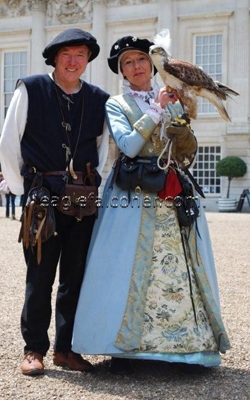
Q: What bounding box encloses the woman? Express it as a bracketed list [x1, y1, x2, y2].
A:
[72, 36, 230, 374]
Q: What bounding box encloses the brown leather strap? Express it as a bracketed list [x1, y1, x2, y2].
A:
[43, 171, 82, 176]
[37, 235, 42, 265]
[43, 171, 87, 185]
[24, 201, 34, 249]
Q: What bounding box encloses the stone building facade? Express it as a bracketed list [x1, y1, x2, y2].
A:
[0, 0, 249, 211]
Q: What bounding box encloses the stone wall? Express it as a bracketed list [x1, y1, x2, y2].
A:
[0, 0, 249, 210]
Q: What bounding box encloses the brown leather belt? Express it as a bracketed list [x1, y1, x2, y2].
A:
[43, 171, 83, 176]
[43, 171, 93, 185]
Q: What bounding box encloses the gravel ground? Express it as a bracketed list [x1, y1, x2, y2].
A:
[0, 206, 249, 400]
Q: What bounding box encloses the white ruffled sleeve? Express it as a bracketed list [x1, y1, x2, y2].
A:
[0, 82, 28, 195]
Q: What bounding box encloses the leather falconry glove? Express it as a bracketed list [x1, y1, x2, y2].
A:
[166, 114, 197, 169]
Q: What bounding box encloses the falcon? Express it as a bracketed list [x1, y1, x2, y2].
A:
[149, 29, 239, 121]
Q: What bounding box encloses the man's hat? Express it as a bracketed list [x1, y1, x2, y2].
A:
[42, 28, 100, 67]
[107, 35, 157, 74]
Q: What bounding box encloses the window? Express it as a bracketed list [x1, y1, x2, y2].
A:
[192, 146, 221, 194]
[195, 34, 222, 116]
[3, 51, 27, 117]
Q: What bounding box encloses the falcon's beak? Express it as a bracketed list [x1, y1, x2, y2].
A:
[149, 46, 163, 56]
[149, 45, 156, 55]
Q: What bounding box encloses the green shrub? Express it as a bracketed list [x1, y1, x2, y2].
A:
[216, 156, 247, 198]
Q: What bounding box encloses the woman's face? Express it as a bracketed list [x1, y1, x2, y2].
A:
[120, 50, 152, 91]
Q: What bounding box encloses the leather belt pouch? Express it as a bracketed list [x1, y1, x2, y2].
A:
[58, 183, 97, 220]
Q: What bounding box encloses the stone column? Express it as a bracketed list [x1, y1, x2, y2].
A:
[228, 0, 249, 127]
[91, 0, 107, 90]
[157, 0, 173, 33]
[29, 0, 47, 74]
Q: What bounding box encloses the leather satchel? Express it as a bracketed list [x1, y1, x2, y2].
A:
[57, 163, 98, 220]
[18, 185, 57, 264]
[174, 194, 199, 227]
[115, 155, 166, 193]
[58, 183, 97, 220]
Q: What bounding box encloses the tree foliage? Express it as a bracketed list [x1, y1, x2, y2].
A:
[216, 156, 247, 198]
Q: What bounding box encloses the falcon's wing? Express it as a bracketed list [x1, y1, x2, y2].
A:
[165, 59, 224, 97]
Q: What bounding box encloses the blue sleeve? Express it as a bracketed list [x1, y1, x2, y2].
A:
[105, 98, 148, 158]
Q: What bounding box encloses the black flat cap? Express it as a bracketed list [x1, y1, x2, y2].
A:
[43, 28, 100, 66]
[108, 35, 157, 74]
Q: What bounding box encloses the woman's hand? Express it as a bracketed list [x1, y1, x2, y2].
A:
[155, 86, 179, 108]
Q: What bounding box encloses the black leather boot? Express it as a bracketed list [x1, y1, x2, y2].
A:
[109, 357, 133, 375]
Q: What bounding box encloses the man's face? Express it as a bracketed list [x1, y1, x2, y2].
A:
[54, 45, 91, 82]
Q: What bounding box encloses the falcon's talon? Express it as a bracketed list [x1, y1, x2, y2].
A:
[173, 117, 190, 127]
[180, 113, 191, 123]
[166, 87, 174, 93]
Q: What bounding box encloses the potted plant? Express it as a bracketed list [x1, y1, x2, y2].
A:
[216, 156, 247, 211]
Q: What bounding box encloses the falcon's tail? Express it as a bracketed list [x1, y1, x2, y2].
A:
[203, 82, 239, 122]
[215, 81, 240, 98]
[199, 88, 232, 121]
[208, 95, 232, 122]
[214, 100, 231, 122]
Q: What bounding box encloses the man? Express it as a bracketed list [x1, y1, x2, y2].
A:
[0, 28, 109, 376]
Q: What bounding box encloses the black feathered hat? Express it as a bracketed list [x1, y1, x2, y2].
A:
[43, 28, 100, 67]
[108, 35, 157, 75]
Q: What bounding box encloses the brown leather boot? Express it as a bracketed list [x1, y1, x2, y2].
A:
[53, 350, 94, 372]
[21, 351, 44, 376]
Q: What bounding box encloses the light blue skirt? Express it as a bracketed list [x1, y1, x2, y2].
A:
[72, 182, 230, 367]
